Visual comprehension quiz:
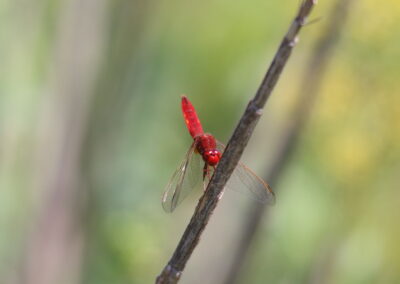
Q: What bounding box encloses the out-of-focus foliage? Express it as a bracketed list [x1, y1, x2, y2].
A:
[0, 0, 399, 283]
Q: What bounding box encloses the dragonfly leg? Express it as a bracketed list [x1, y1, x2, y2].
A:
[202, 164, 214, 192]
[203, 163, 208, 192]
[202, 163, 208, 181]
[207, 167, 212, 181]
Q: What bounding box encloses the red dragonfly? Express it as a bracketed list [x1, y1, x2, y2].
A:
[162, 96, 275, 212]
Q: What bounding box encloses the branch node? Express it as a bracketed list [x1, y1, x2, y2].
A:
[248, 99, 262, 114]
[289, 36, 300, 47]
[156, 265, 181, 284]
[297, 16, 307, 27]
[167, 265, 182, 278]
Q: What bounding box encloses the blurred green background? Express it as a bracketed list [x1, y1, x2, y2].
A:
[1, 0, 399, 283]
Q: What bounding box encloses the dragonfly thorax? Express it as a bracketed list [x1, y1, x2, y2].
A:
[195, 134, 221, 166]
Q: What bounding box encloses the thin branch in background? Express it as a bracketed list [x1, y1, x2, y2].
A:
[223, 0, 354, 283]
[11, 0, 106, 284]
[156, 1, 317, 283]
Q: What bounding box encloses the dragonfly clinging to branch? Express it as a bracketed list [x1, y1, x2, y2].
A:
[162, 96, 275, 212]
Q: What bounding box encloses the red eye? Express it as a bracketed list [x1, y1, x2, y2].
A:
[205, 150, 221, 166]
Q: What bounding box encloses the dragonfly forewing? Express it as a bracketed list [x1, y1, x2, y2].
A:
[162, 141, 203, 212]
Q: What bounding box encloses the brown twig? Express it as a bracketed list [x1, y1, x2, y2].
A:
[156, 1, 317, 283]
[223, 0, 354, 283]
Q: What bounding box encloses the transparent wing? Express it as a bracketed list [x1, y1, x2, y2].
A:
[162, 141, 203, 212]
[229, 162, 275, 204]
[216, 141, 275, 204]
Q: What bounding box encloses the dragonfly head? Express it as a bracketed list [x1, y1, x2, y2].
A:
[204, 149, 221, 166]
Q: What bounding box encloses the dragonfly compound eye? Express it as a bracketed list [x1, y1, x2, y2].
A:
[205, 150, 221, 166]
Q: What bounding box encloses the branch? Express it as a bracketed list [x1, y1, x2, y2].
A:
[156, 1, 317, 283]
[222, 0, 354, 283]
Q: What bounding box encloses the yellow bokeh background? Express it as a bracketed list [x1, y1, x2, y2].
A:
[0, 0, 399, 283]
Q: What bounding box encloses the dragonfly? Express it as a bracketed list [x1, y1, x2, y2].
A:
[162, 95, 275, 212]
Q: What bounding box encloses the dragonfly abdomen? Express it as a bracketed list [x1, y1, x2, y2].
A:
[182, 95, 204, 138]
